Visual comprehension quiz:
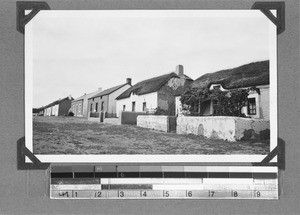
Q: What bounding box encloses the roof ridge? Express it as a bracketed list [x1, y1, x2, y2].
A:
[192, 60, 269, 90]
[197, 60, 269, 80]
[89, 83, 128, 99]
[116, 72, 185, 100]
[135, 72, 176, 85]
[41, 96, 74, 109]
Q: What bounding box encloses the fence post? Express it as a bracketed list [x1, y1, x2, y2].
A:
[100, 111, 104, 122]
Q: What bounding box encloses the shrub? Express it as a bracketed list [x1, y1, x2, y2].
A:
[180, 87, 255, 117]
[68, 111, 74, 117]
[154, 107, 168, 115]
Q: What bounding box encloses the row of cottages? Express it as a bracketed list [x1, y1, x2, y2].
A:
[116, 65, 193, 117]
[70, 88, 103, 118]
[41, 96, 74, 116]
[87, 79, 132, 118]
[176, 60, 270, 120]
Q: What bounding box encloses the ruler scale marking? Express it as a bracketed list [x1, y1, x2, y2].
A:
[50, 165, 278, 199]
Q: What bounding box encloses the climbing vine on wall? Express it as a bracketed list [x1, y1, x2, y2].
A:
[180, 87, 258, 117]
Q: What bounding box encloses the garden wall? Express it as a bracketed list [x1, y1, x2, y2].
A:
[137, 115, 177, 132]
[235, 118, 270, 140]
[88, 117, 100, 123]
[137, 115, 168, 132]
[177, 116, 269, 142]
[88, 111, 104, 122]
[120, 111, 147, 125]
[103, 118, 121, 125]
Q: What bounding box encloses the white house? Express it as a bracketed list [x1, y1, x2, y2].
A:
[71, 88, 103, 118]
[88, 79, 132, 118]
[116, 65, 193, 117]
[177, 60, 270, 120]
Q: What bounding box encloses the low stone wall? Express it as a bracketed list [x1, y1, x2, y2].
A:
[88, 111, 105, 122]
[88, 117, 100, 123]
[235, 118, 270, 140]
[177, 116, 269, 142]
[103, 118, 121, 125]
[137, 115, 169, 132]
[137, 115, 177, 132]
[120, 111, 147, 125]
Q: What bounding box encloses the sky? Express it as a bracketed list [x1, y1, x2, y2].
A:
[27, 10, 273, 108]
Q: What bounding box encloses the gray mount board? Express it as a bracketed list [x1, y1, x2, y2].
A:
[0, 0, 299, 214]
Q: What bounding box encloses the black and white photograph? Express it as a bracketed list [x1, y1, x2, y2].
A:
[2, 0, 300, 212]
[25, 10, 277, 162]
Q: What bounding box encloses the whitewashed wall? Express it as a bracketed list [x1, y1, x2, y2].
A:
[52, 104, 59, 116]
[259, 86, 269, 120]
[177, 116, 237, 141]
[44, 104, 58, 116]
[107, 84, 131, 117]
[175, 96, 182, 116]
[241, 85, 269, 120]
[177, 116, 269, 142]
[235, 117, 270, 140]
[116, 92, 157, 117]
[44, 107, 51, 116]
[137, 115, 169, 132]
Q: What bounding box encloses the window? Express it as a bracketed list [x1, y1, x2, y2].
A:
[132, 102, 136, 112]
[90, 104, 93, 112]
[101, 101, 104, 111]
[123, 105, 126, 111]
[143, 102, 147, 111]
[213, 85, 220, 90]
[95, 103, 98, 112]
[248, 98, 256, 115]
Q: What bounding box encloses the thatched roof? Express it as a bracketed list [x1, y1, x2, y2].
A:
[116, 73, 192, 100]
[190, 60, 269, 90]
[32, 108, 42, 113]
[90, 83, 130, 100]
[41, 96, 74, 109]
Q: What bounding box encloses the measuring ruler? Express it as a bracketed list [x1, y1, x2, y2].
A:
[50, 165, 278, 199]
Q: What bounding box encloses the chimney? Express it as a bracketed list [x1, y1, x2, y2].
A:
[175, 65, 184, 76]
[98, 87, 102, 92]
[126, 78, 132, 85]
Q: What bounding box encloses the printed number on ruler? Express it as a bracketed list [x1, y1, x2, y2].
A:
[254, 191, 261, 197]
[95, 191, 103, 198]
[141, 191, 147, 197]
[232, 191, 238, 198]
[119, 190, 125, 198]
[209, 190, 215, 197]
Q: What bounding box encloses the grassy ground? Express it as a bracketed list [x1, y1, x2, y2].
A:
[33, 116, 269, 155]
